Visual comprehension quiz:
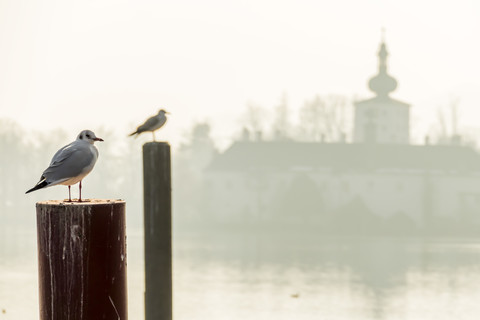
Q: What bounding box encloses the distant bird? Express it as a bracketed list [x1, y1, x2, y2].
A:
[26, 130, 103, 202]
[129, 109, 169, 141]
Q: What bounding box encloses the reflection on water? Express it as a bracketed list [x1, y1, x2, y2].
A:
[174, 233, 480, 320]
[2, 227, 480, 320]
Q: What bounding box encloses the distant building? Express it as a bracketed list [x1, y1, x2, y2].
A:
[204, 39, 480, 230]
[354, 41, 410, 144]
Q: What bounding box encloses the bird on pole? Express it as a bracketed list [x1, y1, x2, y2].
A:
[129, 109, 169, 141]
[26, 130, 103, 202]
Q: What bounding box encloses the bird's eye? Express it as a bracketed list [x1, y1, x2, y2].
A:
[86, 134, 91, 138]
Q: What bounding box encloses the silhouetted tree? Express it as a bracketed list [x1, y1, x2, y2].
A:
[298, 95, 349, 142]
[272, 92, 291, 140]
[0, 119, 27, 225]
[329, 197, 382, 234]
[240, 101, 268, 140]
[273, 174, 324, 223]
[174, 122, 218, 224]
[428, 97, 477, 147]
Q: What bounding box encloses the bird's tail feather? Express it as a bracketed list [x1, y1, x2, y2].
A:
[26, 180, 49, 194]
[128, 131, 138, 137]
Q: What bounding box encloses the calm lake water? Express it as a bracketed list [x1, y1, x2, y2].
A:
[1, 225, 480, 320]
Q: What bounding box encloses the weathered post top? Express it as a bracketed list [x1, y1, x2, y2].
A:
[37, 199, 125, 206]
[142, 141, 169, 153]
[144, 141, 169, 145]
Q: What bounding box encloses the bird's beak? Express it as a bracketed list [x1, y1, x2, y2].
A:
[94, 137, 104, 142]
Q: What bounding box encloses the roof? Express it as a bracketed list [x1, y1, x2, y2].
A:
[207, 141, 480, 172]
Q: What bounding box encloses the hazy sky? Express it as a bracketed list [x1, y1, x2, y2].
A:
[0, 0, 479, 149]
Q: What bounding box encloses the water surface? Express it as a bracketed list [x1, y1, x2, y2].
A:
[1, 227, 480, 320]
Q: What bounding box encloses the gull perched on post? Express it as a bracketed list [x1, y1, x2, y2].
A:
[26, 130, 103, 202]
[129, 109, 169, 141]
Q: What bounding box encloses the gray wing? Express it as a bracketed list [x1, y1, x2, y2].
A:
[42, 142, 95, 183]
[156, 114, 167, 129]
[136, 115, 160, 133]
[48, 141, 75, 167]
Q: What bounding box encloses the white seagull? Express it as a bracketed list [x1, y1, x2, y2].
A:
[26, 130, 103, 202]
[129, 109, 169, 141]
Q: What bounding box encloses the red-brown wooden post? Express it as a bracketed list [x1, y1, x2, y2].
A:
[36, 199, 127, 320]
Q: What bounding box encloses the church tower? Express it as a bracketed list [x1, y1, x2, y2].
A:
[353, 39, 410, 144]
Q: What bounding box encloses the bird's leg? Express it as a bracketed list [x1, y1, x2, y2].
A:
[78, 180, 82, 202]
[68, 185, 72, 202]
[152, 131, 156, 142]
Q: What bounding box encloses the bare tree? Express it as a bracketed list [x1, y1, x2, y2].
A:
[174, 122, 218, 222]
[432, 97, 463, 145]
[240, 101, 268, 141]
[297, 95, 349, 142]
[272, 92, 290, 140]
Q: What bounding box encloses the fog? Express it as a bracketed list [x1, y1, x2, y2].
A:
[2, 1, 480, 319]
[0, 0, 479, 148]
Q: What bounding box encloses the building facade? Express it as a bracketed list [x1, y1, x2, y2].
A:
[203, 40, 480, 231]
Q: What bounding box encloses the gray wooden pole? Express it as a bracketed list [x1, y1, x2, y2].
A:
[143, 142, 172, 320]
[36, 199, 127, 320]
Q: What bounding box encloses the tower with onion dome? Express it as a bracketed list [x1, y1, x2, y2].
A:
[353, 39, 410, 144]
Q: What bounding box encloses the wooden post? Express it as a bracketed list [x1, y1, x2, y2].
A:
[36, 200, 127, 320]
[143, 142, 172, 320]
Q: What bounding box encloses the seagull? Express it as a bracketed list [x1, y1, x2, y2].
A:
[26, 130, 103, 202]
[129, 109, 169, 141]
